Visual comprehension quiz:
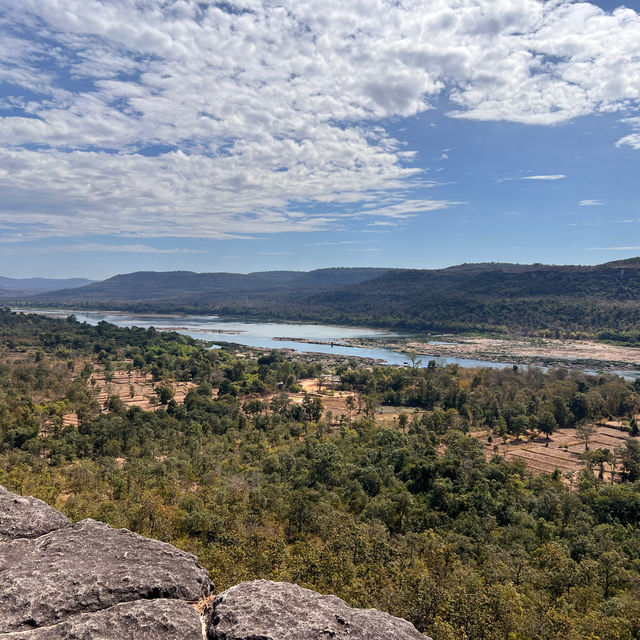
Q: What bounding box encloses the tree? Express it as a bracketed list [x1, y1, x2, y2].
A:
[619, 439, 640, 482]
[552, 395, 570, 426]
[509, 415, 527, 440]
[362, 393, 379, 420]
[571, 392, 590, 422]
[538, 411, 557, 443]
[405, 350, 422, 371]
[345, 395, 355, 421]
[155, 384, 174, 405]
[584, 448, 613, 480]
[302, 394, 323, 422]
[576, 421, 598, 451]
[598, 550, 627, 599]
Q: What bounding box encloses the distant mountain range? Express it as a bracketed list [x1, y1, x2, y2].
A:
[21, 268, 388, 305]
[8, 260, 640, 340]
[0, 277, 94, 299]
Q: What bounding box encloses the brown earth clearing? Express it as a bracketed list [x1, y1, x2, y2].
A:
[62, 363, 197, 427]
[292, 378, 639, 482]
[472, 421, 638, 483]
[58, 364, 640, 483]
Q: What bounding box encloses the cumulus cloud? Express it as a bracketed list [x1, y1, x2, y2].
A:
[578, 199, 604, 206]
[0, 1, 639, 240]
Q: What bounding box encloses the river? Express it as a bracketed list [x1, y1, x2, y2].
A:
[18, 308, 516, 370]
[17, 308, 640, 378]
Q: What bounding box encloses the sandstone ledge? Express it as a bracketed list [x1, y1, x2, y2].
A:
[0, 486, 70, 541]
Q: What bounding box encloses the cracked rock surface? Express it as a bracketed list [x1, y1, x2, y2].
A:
[0, 485, 211, 638]
[207, 580, 430, 640]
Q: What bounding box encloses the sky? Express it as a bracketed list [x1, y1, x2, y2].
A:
[0, 0, 639, 279]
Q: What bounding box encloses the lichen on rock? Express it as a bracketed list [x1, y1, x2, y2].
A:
[0, 485, 70, 541]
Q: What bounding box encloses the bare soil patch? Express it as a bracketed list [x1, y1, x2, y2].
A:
[473, 422, 638, 482]
[287, 378, 424, 428]
[62, 364, 196, 426]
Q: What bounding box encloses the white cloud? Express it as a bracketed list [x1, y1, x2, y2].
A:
[578, 199, 604, 206]
[0, 1, 639, 240]
[256, 251, 294, 256]
[616, 133, 640, 150]
[357, 198, 464, 218]
[589, 246, 640, 251]
[521, 174, 566, 181]
[315, 240, 359, 246]
[30, 243, 204, 254]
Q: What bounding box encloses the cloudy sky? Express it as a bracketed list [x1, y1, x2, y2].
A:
[0, 0, 639, 278]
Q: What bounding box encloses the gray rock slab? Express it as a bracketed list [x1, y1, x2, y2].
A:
[0, 599, 204, 640]
[0, 486, 70, 541]
[0, 518, 213, 632]
[207, 579, 429, 640]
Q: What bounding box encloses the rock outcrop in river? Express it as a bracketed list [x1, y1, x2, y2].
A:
[0, 485, 429, 639]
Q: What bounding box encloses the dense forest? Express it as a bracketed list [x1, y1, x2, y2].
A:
[18, 259, 640, 343]
[2, 309, 640, 639]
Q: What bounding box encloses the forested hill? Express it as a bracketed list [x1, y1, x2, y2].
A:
[18, 259, 640, 340]
[306, 259, 640, 335]
[25, 267, 389, 305]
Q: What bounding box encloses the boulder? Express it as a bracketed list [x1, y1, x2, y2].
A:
[0, 485, 70, 541]
[0, 518, 213, 632]
[207, 579, 429, 640]
[0, 599, 204, 639]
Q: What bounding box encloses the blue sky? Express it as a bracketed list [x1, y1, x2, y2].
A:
[0, 0, 639, 279]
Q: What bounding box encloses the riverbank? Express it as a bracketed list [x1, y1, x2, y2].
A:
[347, 334, 640, 373]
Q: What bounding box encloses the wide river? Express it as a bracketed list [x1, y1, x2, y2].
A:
[18, 308, 640, 378]
[20, 308, 515, 370]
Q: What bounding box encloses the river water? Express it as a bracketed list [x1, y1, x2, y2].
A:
[17, 308, 640, 378]
[18, 308, 516, 370]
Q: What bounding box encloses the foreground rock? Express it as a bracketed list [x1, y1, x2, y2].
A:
[1, 486, 428, 639]
[207, 580, 430, 640]
[0, 485, 70, 541]
[0, 599, 204, 639]
[0, 516, 212, 633]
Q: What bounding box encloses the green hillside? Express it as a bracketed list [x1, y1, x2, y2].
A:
[19, 259, 640, 341]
